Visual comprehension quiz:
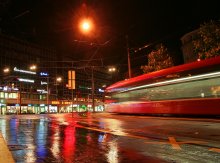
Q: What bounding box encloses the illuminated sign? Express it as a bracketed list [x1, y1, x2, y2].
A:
[14, 67, 36, 74]
[40, 72, 49, 76]
[41, 81, 48, 85]
[37, 89, 48, 94]
[52, 101, 60, 105]
[68, 70, 75, 89]
[0, 86, 19, 91]
[98, 88, 104, 92]
[18, 78, 34, 83]
[3, 86, 8, 91]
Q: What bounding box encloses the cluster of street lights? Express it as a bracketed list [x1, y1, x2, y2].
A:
[108, 67, 116, 72]
[3, 64, 37, 73]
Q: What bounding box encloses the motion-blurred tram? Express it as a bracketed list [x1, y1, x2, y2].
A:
[104, 56, 220, 115]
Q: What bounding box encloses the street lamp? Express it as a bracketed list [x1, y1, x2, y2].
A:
[56, 77, 62, 82]
[78, 17, 96, 112]
[108, 67, 118, 83]
[79, 18, 93, 34]
[55, 77, 62, 100]
[108, 67, 116, 72]
[30, 65, 37, 70]
[3, 67, 10, 73]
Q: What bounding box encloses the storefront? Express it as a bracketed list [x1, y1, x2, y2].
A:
[0, 103, 6, 115]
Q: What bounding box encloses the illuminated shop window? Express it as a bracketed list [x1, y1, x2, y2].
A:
[40, 95, 46, 100]
[0, 92, 4, 98]
[4, 93, 8, 98]
[8, 93, 17, 98]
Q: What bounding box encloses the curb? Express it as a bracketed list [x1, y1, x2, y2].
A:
[0, 133, 15, 163]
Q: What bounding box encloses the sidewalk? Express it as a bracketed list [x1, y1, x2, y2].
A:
[0, 133, 15, 163]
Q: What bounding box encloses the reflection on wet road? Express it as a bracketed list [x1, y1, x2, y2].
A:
[0, 113, 220, 163]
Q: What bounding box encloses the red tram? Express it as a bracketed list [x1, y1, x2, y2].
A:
[105, 56, 220, 115]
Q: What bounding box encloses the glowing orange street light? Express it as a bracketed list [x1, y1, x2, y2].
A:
[82, 21, 90, 30]
[30, 65, 37, 70]
[56, 77, 62, 82]
[3, 67, 10, 73]
[79, 18, 93, 34]
[108, 67, 116, 72]
[78, 17, 95, 112]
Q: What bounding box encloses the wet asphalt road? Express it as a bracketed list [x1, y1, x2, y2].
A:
[0, 113, 220, 163]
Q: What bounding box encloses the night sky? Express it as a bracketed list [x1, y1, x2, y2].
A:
[1, 0, 220, 74]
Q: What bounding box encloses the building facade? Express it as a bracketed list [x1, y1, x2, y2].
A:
[0, 34, 109, 115]
[180, 29, 199, 63]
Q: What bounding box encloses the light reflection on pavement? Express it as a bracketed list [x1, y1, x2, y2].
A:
[0, 113, 219, 163]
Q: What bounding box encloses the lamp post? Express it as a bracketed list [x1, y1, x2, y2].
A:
[108, 66, 117, 83]
[91, 67, 95, 112]
[19, 81, 22, 114]
[56, 77, 62, 100]
[78, 18, 96, 112]
[47, 76, 49, 113]
[126, 35, 131, 79]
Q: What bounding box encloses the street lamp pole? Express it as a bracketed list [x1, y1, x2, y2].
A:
[47, 77, 49, 113]
[71, 84, 74, 117]
[126, 35, 131, 78]
[19, 82, 22, 114]
[91, 66, 95, 112]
